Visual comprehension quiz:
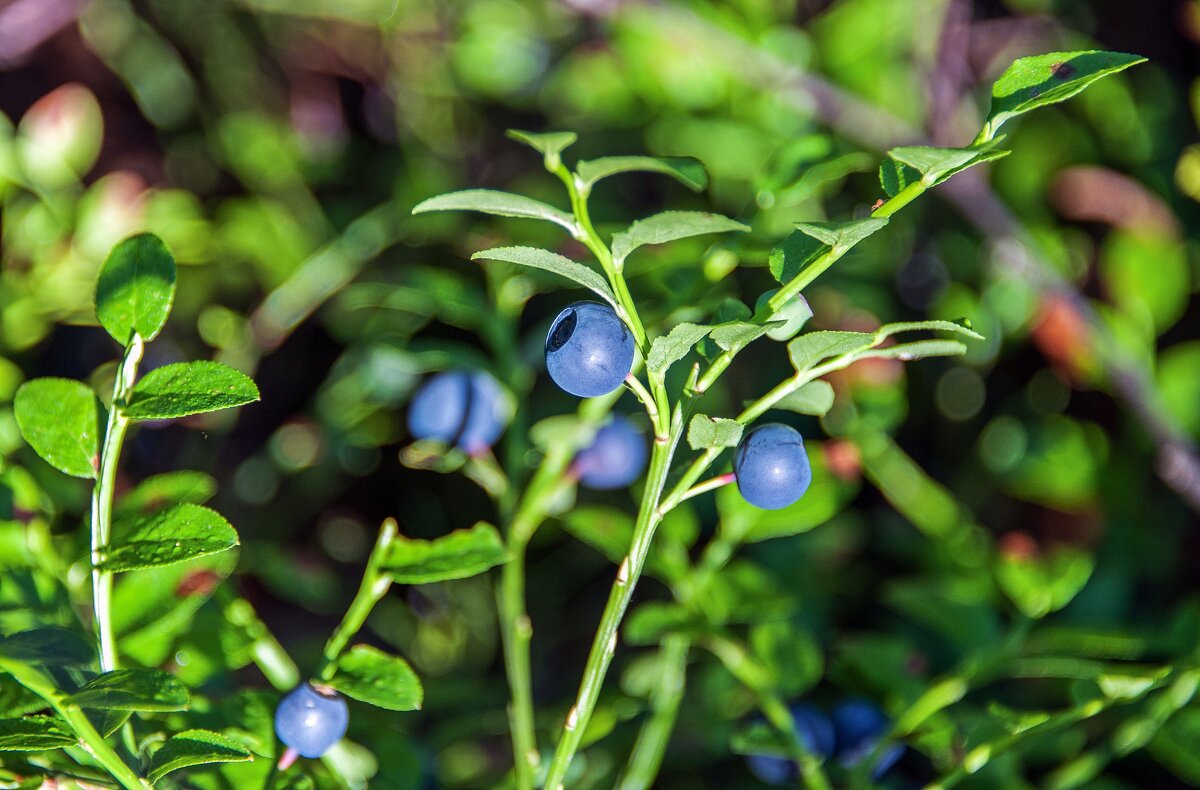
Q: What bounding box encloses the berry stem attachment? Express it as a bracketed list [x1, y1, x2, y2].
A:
[91, 333, 144, 673]
[624, 373, 659, 425]
[674, 472, 735, 507]
[316, 518, 398, 682]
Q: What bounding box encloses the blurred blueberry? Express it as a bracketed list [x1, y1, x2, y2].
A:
[275, 683, 349, 759]
[832, 699, 904, 779]
[745, 704, 835, 785]
[734, 423, 812, 510]
[545, 301, 634, 397]
[407, 370, 508, 454]
[574, 416, 648, 489]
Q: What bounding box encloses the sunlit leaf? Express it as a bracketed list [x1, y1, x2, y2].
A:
[125, 361, 259, 420]
[647, 323, 711, 379]
[996, 546, 1094, 619]
[774, 380, 835, 417]
[769, 218, 888, 284]
[879, 143, 1010, 197]
[412, 189, 577, 235]
[13, 378, 100, 478]
[576, 156, 707, 192]
[67, 669, 189, 712]
[787, 331, 874, 374]
[148, 730, 253, 782]
[381, 522, 508, 584]
[687, 414, 743, 451]
[0, 717, 76, 751]
[471, 246, 617, 308]
[101, 504, 239, 572]
[95, 233, 176, 344]
[506, 129, 577, 161]
[611, 211, 748, 264]
[114, 471, 217, 519]
[329, 645, 423, 712]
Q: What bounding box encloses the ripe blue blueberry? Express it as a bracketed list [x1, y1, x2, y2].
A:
[573, 416, 648, 490]
[545, 301, 635, 398]
[733, 423, 812, 510]
[274, 683, 349, 759]
[832, 699, 904, 778]
[407, 370, 508, 454]
[745, 704, 835, 785]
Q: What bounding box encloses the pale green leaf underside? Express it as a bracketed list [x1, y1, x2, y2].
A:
[125, 361, 260, 421]
[687, 414, 743, 451]
[774, 380, 835, 417]
[647, 323, 712, 379]
[67, 669, 190, 712]
[880, 144, 1010, 197]
[471, 246, 618, 308]
[147, 730, 252, 783]
[788, 331, 875, 373]
[13, 377, 100, 478]
[506, 129, 577, 159]
[769, 218, 888, 283]
[95, 232, 176, 345]
[789, 320, 980, 373]
[709, 321, 777, 352]
[576, 156, 708, 192]
[329, 645, 423, 712]
[381, 522, 508, 584]
[102, 503, 239, 572]
[612, 211, 749, 264]
[411, 189, 577, 235]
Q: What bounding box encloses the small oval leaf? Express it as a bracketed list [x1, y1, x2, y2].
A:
[125, 361, 260, 421]
[67, 669, 189, 712]
[576, 156, 708, 192]
[687, 415, 743, 451]
[13, 378, 100, 479]
[95, 233, 177, 345]
[471, 246, 618, 308]
[329, 645, 423, 712]
[148, 729, 253, 782]
[102, 503, 239, 573]
[380, 522, 508, 584]
[612, 211, 749, 265]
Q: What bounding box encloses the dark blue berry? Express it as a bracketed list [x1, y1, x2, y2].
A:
[275, 683, 349, 759]
[832, 699, 904, 779]
[407, 370, 508, 454]
[733, 423, 812, 510]
[745, 704, 835, 785]
[545, 302, 634, 398]
[574, 416, 648, 490]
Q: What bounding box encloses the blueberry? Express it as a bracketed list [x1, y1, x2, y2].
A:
[545, 301, 635, 398]
[831, 699, 904, 779]
[407, 370, 508, 454]
[745, 704, 835, 785]
[274, 683, 349, 759]
[733, 423, 812, 510]
[574, 416, 648, 490]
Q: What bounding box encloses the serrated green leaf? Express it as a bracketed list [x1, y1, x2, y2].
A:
[125, 361, 259, 421]
[101, 504, 239, 572]
[858, 339, 967, 361]
[411, 189, 577, 235]
[114, 471, 217, 519]
[147, 729, 252, 782]
[67, 669, 189, 711]
[774, 380, 835, 417]
[506, 129, 577, 160]
[329, 645, 422, 712]
[709, 322, 775, 352]
[0, 628, 93, 667]
[687, 415, 743, 451]
[769, 218, 888, 283]
[13, 378, 100, 479]
[647, 323, 712, 379]
[575, 156, 707, 192]
[0, 717, 76, 751]
[879, 144, 1010, 197]
[787, 331, 874, 373]
[611, 211, 748, 264]
[381, 522, 508, 584]
[471, 246, 618, 308]
[876, 319, 984, 341]
[95, 233, 176, 345]
[982, 51, 1146, 140]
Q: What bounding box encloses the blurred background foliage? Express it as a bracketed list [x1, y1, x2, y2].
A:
[1, 0, 1200, 787]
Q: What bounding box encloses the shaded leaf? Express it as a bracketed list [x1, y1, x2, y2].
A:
[625, 602, 712, 646]
[647, 323, 711, 379]
[83, 708, 131, 738]
[13, 378, 100, 478]
[381, 522, 508, 584]
[750, 621, 823, 696]
[329, 645, 422, 712]
[611, 211, 748, 264]
[95, 233, 176, 344]
[879, 143, 1010, 197]
[769, 218, 888, 283]
[102, 504, 239, 572]
[412, 189, 577, 235]
[576, 156, 707, 192]
[687, 415, 743, 451]
[472, 246, 617, 308]
[0, 717, 76, 751]
[996, 546, 1094, 619]
[787, 331, 874, 373]
[506, 129, 577, 161]
[0, 628, 93, 667]
[774, 380, 835, 417]
[114, 471, 217, 519]
[148, 730, 253, 782]
[125, 361, 259, 420]
[67, 669, 189, 711]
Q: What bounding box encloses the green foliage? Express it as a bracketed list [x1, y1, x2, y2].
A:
[67, 669, 190, 711]
[575, 156, 708, 192]
[471, 246, 618, 307]
[0, 628, 94, 667]
[687, 414, 742, 450]
[102, 504, 239, 572]
[769, 218, 888, 283]
[879, 143, 1010, 196]
[647, 322, 712, 378]
[611, 211, 748, 264]
[125, 361, 260, 420]
[411, 189, 577, 235]
[329, 646, 423, 711]
[380, 523, 508, 584]
[13, 378, 100, 478]
[146, 730, 253, 783]
[0, 717, 77, 751]
[95, 233, 177, 345]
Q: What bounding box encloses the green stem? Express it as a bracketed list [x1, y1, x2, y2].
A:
[543, 433, 679, 789]
[217, 589, 300, 691]
[0, 659, 146, 790]
[316, 519, 398, 682]
[617, 634, 689, 790]
[92, 334, 144, 673]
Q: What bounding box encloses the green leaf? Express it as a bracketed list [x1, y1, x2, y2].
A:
[996, 546, 1094, 619]
[730, 721, 791, 758]
[687, 415, 743, 451]
[125, 361, 259, 421]
[84, 707, 131, 738]
[879, 143, 1010, 197]
[101, 504, 239, 573]
[0, 628, 94, 667]
[647, 323, 712, 379]
[148, 729, 252, 782]
[560, 506, 634, 568]
[769, 218, 888, 283]
[13, 378, 100, 478]
[876, 319, 984, 341]
[857, 339, 967, 361]
[0, 717, 76, 751]
[982, 51, 1146, 140]
[114, 471, 217, 519]
[611, 211, 749, 264]
[754, 290, 813, 341]
[95, 233, 176, 345]
[67, 669, 189, 711]
[774, 380, 835, 417]
[750, 621, 823, 697]
[787, 331, 874, 373]
[575, 156, 708, 192]
[328, 645, 423, 712]
[411, 189, 577, 235]
[506, 129, 577, 161]
[472, 246, 618, 309]
[708, 322, 777, 353]
[625, 602, 711, 646]
[381, 522, 508, 584]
